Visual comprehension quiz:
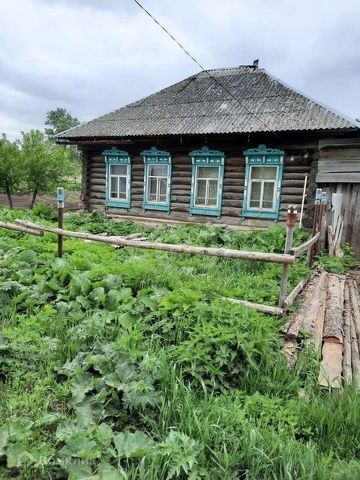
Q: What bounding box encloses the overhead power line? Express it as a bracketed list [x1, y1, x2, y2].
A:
[132, 0, 280, 138]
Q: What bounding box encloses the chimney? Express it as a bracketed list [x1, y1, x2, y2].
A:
[253, 59, 259, 68]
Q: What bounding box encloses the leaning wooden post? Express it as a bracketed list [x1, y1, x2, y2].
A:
[57, 187, 65, 258]
[307, 188, 322, 267]
[279, 205, 297, 308]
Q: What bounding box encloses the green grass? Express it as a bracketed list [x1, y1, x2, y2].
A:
[0, 208, 358, 479]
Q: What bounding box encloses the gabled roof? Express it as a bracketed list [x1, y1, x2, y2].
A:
[56, 66, 358, 139]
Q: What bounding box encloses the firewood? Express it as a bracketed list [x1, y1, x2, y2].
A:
[343, 284, 352, 385]
[318, 340, 343, 389]
[322, 274, 345, 344]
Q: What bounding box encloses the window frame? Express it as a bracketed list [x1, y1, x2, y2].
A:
[103, 147, 131, 209]
[242, 144, 284, 220]
[142, 147, 172, 212]
[189, 147, 225, 217]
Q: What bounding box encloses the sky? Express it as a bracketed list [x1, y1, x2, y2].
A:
[0, 0, 359, 140]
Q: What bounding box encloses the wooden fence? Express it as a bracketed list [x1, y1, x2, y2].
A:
[0, 211, 323, 317]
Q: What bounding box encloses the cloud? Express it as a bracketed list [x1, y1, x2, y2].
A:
[0, 0, 359, 140]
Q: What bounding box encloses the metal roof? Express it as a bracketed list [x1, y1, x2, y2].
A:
[56, 66, 358, 139]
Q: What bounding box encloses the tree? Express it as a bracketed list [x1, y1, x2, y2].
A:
[21, 130, 75, 208]
[45, 108, 80, 137]
[0, 134, 22, 209]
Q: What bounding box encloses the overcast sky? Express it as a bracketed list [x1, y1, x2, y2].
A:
[0, 0, 359, 140]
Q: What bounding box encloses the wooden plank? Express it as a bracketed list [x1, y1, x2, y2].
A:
[316, 173, 360, 183]
[318, 160, 360, 173]
[318, 341, 343, 389]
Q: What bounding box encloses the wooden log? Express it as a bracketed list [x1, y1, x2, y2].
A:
[318, 341, 343, 389]
[322, 274, 345, 344]
[14, 220, 296, 264]
[349, 281, 360, 342]
[0, 221, 44, 236]
[311, 272, 328, 350]
[351, 318, 360, 386]
[343, 284, 352, 385]
[283, 275, 310, 311]
[302, 271, 328, 338]
[286, 269, 324, 339]
[290, 232, 321, 256]
[224, 297, 284, 316]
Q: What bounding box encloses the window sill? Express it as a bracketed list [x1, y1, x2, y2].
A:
[242, 209, 278, 220]
[105, 199, 130, 208]
[190, 207, 221, 216]
[143, 202, 170, 212]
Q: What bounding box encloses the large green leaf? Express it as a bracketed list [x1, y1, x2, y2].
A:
[65, 434, 101, 460]
[70, 372, 95, 404]
[113, 431, 154, 459]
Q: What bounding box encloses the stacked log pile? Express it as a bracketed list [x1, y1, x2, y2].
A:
[283, 269, 360, 388]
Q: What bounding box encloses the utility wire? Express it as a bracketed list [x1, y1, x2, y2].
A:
[132, 0, 280, 137]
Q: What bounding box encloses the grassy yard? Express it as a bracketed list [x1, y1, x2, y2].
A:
[0, 207, 359, 479]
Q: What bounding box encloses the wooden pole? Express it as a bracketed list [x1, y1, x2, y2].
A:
[299, 174, 308, 229]
[343, 284, 352, 385]
[56, 187, 65, 258]
[307, 188, 322, 266]
[6, 220, 296, 265]
[279, 205, 297, 307]
[224, 297, 284, 316]
[289, 231, 320, 256]
[0, 221, 44, 236]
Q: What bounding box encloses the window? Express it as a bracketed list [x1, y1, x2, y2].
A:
[142, 147, 171, 211]
[103, 147, 131, 208]
[243, 144, 284, 219]
[189, 147, 225, 216]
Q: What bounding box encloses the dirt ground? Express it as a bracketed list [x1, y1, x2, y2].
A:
[0, 191, 81, 211]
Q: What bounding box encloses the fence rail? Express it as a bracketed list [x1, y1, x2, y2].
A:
[0, 199, 327, 316]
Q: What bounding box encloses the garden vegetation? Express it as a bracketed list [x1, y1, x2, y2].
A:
[0, 207, 359, 479]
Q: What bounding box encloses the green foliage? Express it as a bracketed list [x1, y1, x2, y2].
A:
[45, 107, 80, 137]
[0, 210, 359, 478]
[316, 243, 356, 274]
[0, 133, 22, 208]
[31, 202, 57, 220]
[21, 130, 76, 206]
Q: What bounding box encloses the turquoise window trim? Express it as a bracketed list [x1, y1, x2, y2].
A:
[189, 147, 225, 217]
[242, 144, 284, 220]
[103, 147, 131, 209]
[141, 147, 172, 212]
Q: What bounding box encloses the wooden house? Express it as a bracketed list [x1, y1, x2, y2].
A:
[56, 65, 360, 249]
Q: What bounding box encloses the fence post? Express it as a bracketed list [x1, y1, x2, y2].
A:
[307, 188, 322, 266]
[57, 187, 65, 258]
[278, 205, 297, 308]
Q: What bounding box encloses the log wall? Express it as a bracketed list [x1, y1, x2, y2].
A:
[84, 138, 313, 226]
